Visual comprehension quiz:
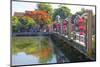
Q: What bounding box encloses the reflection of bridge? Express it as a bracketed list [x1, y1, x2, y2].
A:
[51, 32, 93, 62]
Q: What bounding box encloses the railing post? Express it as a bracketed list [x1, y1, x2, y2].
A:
[67, 16, 72, 39]
[86, 10, 93, 58]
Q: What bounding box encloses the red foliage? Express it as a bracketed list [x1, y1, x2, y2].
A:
[27, 10, 51, 23]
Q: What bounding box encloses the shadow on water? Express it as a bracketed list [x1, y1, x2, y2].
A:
[51, 34, 93, 63]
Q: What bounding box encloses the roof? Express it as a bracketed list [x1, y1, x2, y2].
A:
[14, 12, 25, 17]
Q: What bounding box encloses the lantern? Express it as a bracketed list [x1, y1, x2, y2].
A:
[80, 32, 85, 35]
[78, 17, 85, 35]
[79, 25, 85, 30]
[56, 23, 61, 29]
[63, 25, 67, 32]
[63, 20, 67, 25]
[79, 17, 84, 23]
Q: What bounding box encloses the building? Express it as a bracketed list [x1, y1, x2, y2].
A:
[14, 12, 25, 17]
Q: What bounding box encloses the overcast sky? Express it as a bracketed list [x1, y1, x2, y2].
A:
[12, 1, 95, 16]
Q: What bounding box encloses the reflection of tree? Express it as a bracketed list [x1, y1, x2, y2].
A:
[38, 48, 53, 64]
[38, 39, 53, 63]
[12, 37, 53, 64]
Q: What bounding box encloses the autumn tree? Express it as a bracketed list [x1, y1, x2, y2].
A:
[29, 10, 52, 26]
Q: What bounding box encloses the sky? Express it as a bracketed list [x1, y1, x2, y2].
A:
[12, 1, 95, 16]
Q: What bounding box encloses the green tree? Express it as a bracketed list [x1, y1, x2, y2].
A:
[19, 16, 36, 30]
[52, 6, 72, 21]
[75, 8, 86, 15]
[37, 3, 53, 16]
[23, 16, 36, 27]
[12, 16, 20, 32]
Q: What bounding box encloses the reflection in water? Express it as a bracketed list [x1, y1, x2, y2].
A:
[12, 52, 57, 66]
[12, 35, 93, 66]
[12, 52, 39, 65]
[12, 36, 57, 66]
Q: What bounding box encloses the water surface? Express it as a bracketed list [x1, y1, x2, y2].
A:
[12, 36, 58, 66]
